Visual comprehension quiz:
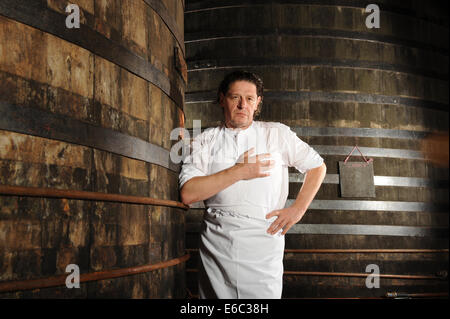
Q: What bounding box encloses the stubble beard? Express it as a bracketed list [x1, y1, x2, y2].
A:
[229, 114, 252, 129]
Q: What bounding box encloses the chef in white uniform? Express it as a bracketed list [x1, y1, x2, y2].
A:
[179, 71, 326, 299]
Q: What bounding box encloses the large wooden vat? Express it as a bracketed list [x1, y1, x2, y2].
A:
[0, 0, 188, 298]
[184, 0, 449, 298]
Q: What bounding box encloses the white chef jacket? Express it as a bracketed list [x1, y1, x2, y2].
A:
[179, 121, 324, 220]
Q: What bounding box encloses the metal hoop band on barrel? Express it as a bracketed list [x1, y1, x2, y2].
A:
[0, 1, 184, 108]
[185, 0, 448, 27]
[187, 57, 448, 81]
[0, 102, 180, 172]
[185, 28, 448, 54]
[186, 90, 448, 111]
[188, 200, 448, 213]
[143, 0, 185, 56]
[0, 254, 190, 293]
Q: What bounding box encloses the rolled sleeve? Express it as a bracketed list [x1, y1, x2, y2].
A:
[282, 126, 324, 174]
[179, 164, 206, 189]
[179, 133, 210, 188]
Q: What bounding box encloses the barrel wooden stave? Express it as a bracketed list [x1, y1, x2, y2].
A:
[290, 182, 449, 204]
[185, 3, 448, 50]
[186, 100, 449, 134]
[184, 0, 449, 298]
[186, 66, 448, 105]
[0, 0, 186, 298]
[187, 36, 448, 77]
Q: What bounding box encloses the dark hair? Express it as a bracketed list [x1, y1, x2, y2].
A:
[216, 70, 264, 117]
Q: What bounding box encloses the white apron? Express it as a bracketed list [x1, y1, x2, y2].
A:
[198, 208, 285, 299]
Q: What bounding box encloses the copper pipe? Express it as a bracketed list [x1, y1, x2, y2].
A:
[283, 271, 444, 280]
[186, 295, 387, 300]
[186, 269, 198, 273]
[0, 184, 188, 210]
[284, 249, 449, 253]
[188, 293, 448, 300]
[186, 268, 444, 280]
[287, 294, 448, 299]
[185, 248, 449, 254]
[0, 254, 190, 293]
[286, 297, 385, 299]
[386, 292, 448, 298]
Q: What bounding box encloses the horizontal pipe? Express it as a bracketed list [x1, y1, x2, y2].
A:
[186, 293, 447, 299]
[284, 249, 449, 254]
[185, 248, 449, 254]
[184, 293, 394, 300]
[0, 254, 190, 293]
[286, 295, 446, 299]
[186, 268, 445, 280]
[0, 184, 189, 210]
[285, 297, 385, 299]
[282, 271, 444, 280]
[186, 291, 447, 300]
[386, 292, 449, 298]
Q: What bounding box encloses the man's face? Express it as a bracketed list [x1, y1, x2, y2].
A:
[219, 80, 262, 129]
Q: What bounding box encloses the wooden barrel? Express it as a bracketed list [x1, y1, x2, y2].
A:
[0, 0, 188, 298]
[183, 0, 449, 298]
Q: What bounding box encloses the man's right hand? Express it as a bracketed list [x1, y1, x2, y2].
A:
[180, 147, 274, 205]
[234, 147, 275, 180]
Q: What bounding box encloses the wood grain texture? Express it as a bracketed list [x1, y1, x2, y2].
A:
[0, 0, 186, 298]
[184, 0, 449, 298]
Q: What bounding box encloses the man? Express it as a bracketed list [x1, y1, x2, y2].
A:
[179, 71, 326, 299]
